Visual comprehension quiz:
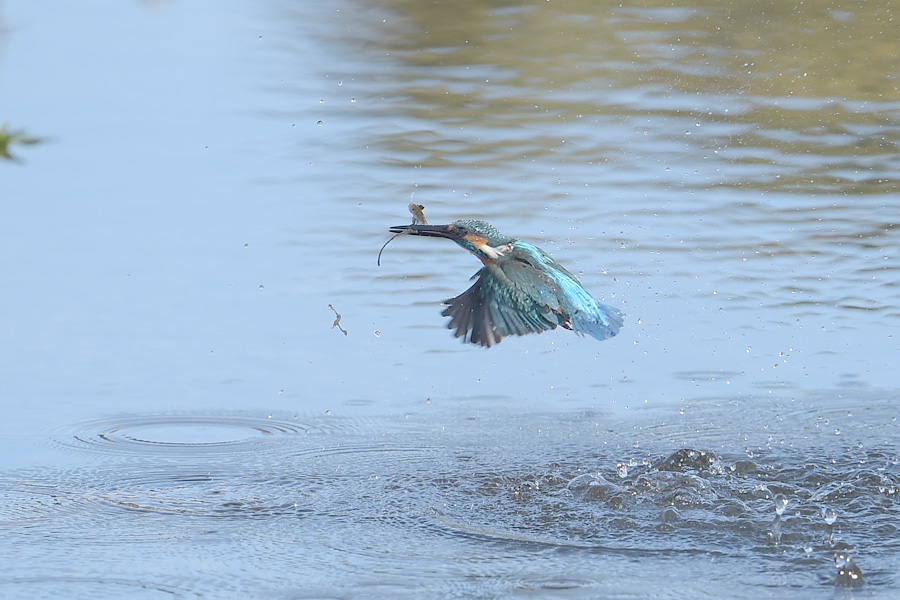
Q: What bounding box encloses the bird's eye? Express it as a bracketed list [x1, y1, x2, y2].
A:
[456, 227, 469, 237]
[515, 256, 534, 267]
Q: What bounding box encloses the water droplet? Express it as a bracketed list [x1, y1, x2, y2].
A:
[316, 120, 323, 126]
[774, 494, 788, 516]
[616, 463, 628, 478]
[324, 410, 331, 416]
[373, 330, 381, 337]
[822, 506, 838, 525]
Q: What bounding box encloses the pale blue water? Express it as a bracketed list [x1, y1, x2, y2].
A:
[1, 1, 898, 598]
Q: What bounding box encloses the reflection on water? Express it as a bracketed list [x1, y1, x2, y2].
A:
[1, 399, 898, 597]
[334, 0, 900, 194]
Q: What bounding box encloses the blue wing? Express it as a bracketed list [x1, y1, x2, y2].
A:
[441, 264, 561, 347]
[441, 243, 623, 347]
[521, 247, 624, 341]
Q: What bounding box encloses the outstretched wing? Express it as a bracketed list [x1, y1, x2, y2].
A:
[441, 264, 563, 347]
[492, 246, 623, 342]
[513, 249, 623, 341]
[441, 244, 624, 347]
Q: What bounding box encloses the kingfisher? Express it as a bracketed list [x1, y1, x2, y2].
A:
[388, 219, 624, 347]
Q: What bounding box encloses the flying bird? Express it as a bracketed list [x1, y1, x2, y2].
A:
[388, 219, 623, 347]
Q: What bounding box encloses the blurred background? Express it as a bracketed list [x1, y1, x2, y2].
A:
[1, 1, 898, 597]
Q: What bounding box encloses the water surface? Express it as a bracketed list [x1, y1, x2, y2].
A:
[1, 0, 898, 597]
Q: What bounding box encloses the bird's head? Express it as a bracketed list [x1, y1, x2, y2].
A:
[389, 219, 517, 262]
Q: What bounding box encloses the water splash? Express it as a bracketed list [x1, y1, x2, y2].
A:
[833, 552, 865, 587]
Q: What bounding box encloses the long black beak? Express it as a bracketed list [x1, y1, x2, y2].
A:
[388, 224, 461, 239]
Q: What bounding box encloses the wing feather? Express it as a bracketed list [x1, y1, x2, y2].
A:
[498, 247, 624, 341]
[440, 245, 623, 346]
[441, 265, 559, 347]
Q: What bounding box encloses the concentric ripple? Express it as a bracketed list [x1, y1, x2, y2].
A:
[53, 414, 314, 456]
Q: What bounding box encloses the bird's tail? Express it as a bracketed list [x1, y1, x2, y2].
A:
[570, 301, 624, 341]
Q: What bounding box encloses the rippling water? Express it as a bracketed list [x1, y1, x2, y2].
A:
[2, 397, 897, 598]
[1, 0, 898, 598]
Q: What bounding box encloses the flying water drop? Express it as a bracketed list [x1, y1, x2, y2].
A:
[773, 494, 788, 516]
